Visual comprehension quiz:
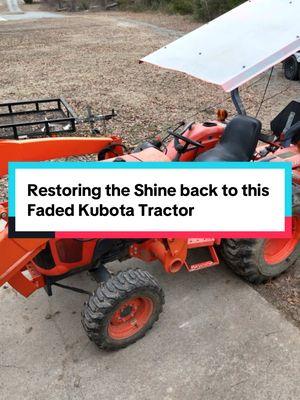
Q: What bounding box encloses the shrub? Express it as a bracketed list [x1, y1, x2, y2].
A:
[194, 0, 244, 21]
[170, 0, 194, 15]
[78, 0, 90, 9]
[48, 0, 245, 18]
[119, 0, 193, 13]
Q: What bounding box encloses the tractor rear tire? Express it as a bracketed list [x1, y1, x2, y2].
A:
[82, 269, 164, 350]
[221, 186, 300, 284]
[283, 56, 300, 81]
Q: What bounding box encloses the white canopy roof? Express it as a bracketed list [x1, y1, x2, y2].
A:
[141, 0, 300, 92]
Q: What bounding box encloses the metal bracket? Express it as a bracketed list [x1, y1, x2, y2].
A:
[51, 282, 91, 295]
[231, 88, 246, 116]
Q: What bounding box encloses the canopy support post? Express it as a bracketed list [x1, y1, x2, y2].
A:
[231, 88, 246, 116]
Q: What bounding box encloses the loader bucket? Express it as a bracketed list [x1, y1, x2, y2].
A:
[0, 213, 47, 296]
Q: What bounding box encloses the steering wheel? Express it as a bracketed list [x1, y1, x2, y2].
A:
[167, 121, 205, 152]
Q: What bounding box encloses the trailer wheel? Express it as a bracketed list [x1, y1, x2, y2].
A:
[221, 187, 300, 284]
[283, 55, 299, 80]
[82, 269, 164, 350]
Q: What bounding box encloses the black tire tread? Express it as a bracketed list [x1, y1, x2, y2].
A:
[283, 56, 300, 81]
[82, 269, 164, 350]
[221, 185, 300, 284]
[221, 239, 268, 284]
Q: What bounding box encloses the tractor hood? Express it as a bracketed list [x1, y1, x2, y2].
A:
[141, 0, 300, 92]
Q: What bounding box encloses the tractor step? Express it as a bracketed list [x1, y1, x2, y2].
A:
[187, 238, 216, 248]
[185, 245, 219, 272]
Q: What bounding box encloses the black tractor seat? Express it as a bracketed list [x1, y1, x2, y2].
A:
[196, 115, 262, 162]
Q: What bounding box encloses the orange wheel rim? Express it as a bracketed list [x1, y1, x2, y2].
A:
[108, 297, 154, 340]
[264, 216, 300, 265]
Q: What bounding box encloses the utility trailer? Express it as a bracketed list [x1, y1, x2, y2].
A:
[283, 52, 300, 81]
[0, 98, 77, 139]
[0, 98, 117, 176]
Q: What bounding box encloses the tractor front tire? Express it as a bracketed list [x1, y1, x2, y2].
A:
[221, 187, 300, 284]
[283, 56, 300, 81]
[82, 269, 164, 350]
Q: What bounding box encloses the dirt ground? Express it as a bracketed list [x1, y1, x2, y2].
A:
[1, 10, 298, 144]
[0, 10, 299, 327]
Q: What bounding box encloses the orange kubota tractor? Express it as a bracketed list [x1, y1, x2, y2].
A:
[0, 102, 299, 349]
[1, 0, 300, 350]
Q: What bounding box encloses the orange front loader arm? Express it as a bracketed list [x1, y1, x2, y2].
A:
[0, 136, 121, 176]
[0, 135, 123, 295]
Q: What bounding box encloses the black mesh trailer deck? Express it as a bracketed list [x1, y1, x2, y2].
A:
[0, 98, 78, 140]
